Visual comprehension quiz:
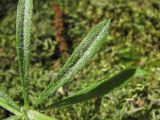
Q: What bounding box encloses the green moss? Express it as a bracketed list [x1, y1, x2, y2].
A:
[0, 0, 160, 119]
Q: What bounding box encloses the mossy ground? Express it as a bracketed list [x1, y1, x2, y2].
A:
[0, 0, 160, 119]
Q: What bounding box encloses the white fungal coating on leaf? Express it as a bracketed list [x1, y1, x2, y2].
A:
[37, 20, 111, 104]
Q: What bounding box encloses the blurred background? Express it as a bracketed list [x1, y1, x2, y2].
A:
[0, 0, 160, 119]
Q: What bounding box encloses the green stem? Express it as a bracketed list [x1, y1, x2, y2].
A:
[23, 78, 29, 111]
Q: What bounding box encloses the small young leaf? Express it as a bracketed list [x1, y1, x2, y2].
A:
[37, 20, 111, 104]
[16, 0, 33, 110]
[27, 110, 56, 120]
[0, 90, 21, 116]
[46, 68, 137, 108]
[4, 116, 21, 120]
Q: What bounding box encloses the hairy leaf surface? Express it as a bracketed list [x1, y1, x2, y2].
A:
[37, 20, 111, 104]
[16, 0, 33, 109]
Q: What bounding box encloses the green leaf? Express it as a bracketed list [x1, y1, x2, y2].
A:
[0, 90, 22, 116]
[37, 20, 111, 104]
[27, 110, 56, 120]
[4, 116, 21, 120]
[16, 0, 33, 110]
[46, 68, 137, 108]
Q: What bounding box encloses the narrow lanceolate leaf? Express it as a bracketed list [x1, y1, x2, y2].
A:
[27, 110, 56, 120]
[37, 20, 111, 104]
[46, 68, 137, 108]
[0, 90, 21, 116]
[16, 0, 33, 110]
